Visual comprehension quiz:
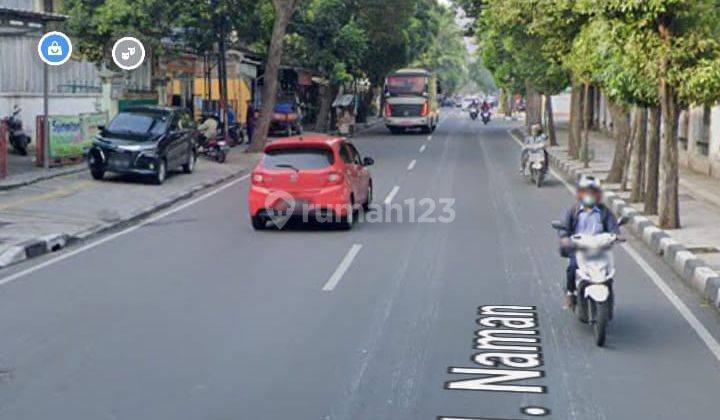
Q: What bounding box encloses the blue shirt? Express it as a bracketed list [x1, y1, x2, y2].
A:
[575, 206, 604, 235]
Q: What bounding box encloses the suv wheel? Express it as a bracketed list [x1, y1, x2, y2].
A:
[153, 159, 167, 185]
[183, 149, 196, 174]
[91, 168, 105, 181]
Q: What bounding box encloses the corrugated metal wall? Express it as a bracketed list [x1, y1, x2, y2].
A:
[0, 36, 101, 93]
[0, 0, 38, 10]
[0, 35, 152, 94]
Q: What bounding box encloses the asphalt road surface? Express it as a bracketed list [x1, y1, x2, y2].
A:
[1, 109, 720, 420]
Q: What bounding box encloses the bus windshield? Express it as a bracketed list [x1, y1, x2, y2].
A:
[386, 75, 427, 96]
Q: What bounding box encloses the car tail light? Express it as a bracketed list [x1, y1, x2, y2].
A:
[327, 172, 344, 185]
[385, 103, 392, 117]
[252, 173, 264, 185]
[421, 102, 429, 117]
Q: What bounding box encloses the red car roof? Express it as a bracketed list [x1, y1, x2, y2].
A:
[264, 133, 344, 151]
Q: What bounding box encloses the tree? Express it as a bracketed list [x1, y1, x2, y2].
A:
[62, 0, 178, 66]
[286, 0, 368, 131]
[413, 5, 471, 96]
[249, 0, 301, 152]
[477, 0, 570, 136]
[597, 0, 720, 228]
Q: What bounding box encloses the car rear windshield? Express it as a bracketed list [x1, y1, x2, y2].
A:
[106, 112, 170, 139]
[264, 148, 334, 170]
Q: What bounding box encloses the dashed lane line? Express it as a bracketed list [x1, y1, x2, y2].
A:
[322, 244, 363, 291]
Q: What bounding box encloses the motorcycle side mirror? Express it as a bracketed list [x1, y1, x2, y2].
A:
[97, 124, 105, 132]
[617, 216, 629, 227]
[551, 220, 564, 230]
[363, 157, 375, 166]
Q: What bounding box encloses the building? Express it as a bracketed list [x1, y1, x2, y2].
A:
[0, 0, 151, 140]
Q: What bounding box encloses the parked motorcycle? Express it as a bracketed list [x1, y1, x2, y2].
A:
[3, 108, 31, 155]
[469, 108, 479, 120]
[228, 122, 245, 146]
[523, 142, 547, 187]
[198, 133, 229, 163]
[551, 220, 627, 346]
[481, 110, 491, 125]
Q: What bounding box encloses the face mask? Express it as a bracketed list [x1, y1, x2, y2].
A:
[582, 195, 597, 207]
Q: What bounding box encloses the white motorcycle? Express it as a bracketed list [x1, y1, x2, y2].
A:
[523, 142, 546, 187]
[552, 220, 626, 346]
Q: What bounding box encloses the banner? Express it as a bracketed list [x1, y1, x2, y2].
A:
[47, 113, 107, 159]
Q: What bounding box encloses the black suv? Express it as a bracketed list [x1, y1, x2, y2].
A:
[87, 106, 199, 185]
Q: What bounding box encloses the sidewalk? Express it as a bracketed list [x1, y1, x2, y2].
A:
[0, 148, 259, 268]
[542, 120, 720, 309]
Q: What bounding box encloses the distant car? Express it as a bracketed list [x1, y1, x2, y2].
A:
[248, 134, 374, 230]
[86, 106, 198, 185]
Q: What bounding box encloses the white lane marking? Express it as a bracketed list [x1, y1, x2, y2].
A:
[508, 129, 720, 364]
[384, 185, 400, 205]
[427, 135, 432, 141]
[622, 243, 720, 363]
[407, 159, 417, 171]
[419, 144, 427, 153]
[323, 244, 363, 291]
[0, 173, 252, 288]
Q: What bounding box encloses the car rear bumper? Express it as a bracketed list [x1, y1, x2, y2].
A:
[248, 184, 352, 218]
[385, 117, 430, 127]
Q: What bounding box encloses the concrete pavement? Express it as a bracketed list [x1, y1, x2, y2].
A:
[0, 149, 258, 267]
[0, 110, 719, 419]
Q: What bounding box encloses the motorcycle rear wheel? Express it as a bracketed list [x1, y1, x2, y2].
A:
[593, 301, 610, 347]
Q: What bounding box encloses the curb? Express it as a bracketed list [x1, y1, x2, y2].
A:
[543, 142, 720, 310]
[0, 165, 254, 270]
[0, 166, 86, 191]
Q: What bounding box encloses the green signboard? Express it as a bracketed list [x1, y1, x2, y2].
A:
[48, 113, 107, 159]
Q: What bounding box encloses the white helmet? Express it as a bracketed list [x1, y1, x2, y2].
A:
[577, 175, 602, 192]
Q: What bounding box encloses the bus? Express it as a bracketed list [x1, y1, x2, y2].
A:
[383, 68, 440, 134]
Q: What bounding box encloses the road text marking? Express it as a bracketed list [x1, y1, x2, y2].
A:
[322, 244, 363, 291]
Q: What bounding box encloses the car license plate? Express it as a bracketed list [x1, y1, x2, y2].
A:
[108, 155, 130, 169]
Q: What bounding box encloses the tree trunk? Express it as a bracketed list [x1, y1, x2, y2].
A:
[582, 83, 591, 167]
[605, 99, 631, 184]
[525, 80, 542, 133]
[586, 85, 595, 131]
[545, 94, 557, 146]
[657, 22, 681, 229]
[644, 107, 661, 215]
[248, 0, 299, 152]
[629, 107, 648, 202]
[568, 82, 583, 159]
[658, 80, 681, 229]
[314, 83, 334, 132]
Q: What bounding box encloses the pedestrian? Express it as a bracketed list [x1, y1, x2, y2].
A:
[246, 101, 256, 145]
[337, 106, 354, 137]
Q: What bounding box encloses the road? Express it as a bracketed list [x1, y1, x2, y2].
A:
[1, 110, 720, 420]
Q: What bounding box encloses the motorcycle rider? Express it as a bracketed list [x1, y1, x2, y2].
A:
[520, 123, 548, 172]
[557, 176, 621, 308]
[481, 100, 491, 113]
[198, 113, 219, 143]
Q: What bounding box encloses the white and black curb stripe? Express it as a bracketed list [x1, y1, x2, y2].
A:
[544, 144, 720, 310]
[0, 234, 68, 268]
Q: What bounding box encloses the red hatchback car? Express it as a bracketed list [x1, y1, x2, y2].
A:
[248, 134, 374, 230]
